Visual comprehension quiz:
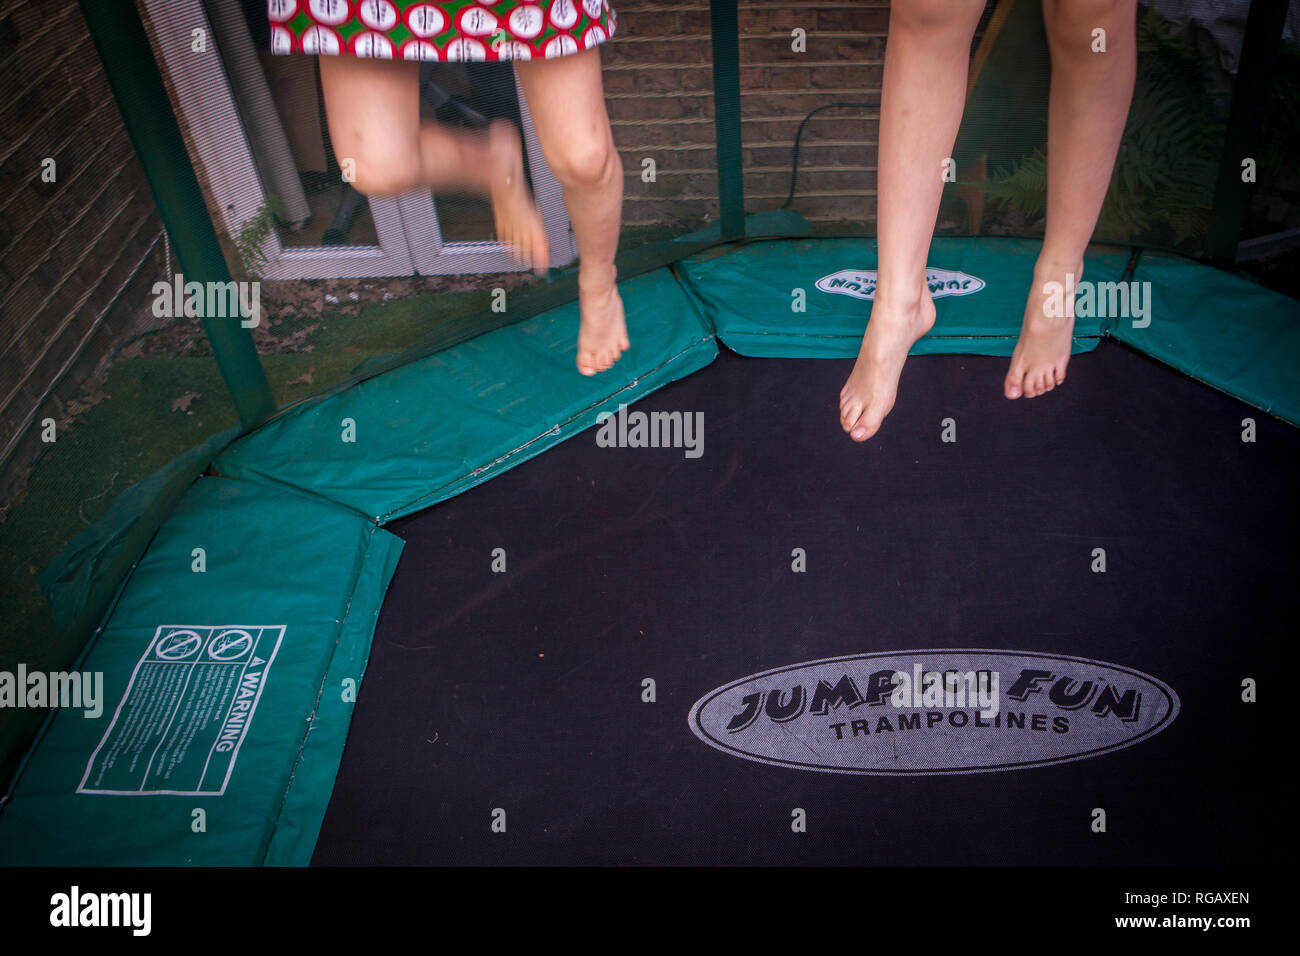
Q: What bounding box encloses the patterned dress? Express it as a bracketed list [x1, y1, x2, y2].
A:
[267, 0, 617, 61]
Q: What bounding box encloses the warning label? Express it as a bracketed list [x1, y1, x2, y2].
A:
[79, 625, 284, 795]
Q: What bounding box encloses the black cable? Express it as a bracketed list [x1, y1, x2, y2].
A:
[1119, 245, 1144, 285]
[782, 101, 881, 209]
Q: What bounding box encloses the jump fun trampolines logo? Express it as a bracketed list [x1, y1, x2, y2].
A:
[815, 267, 986, 301]
[688, 650, 1180, 775]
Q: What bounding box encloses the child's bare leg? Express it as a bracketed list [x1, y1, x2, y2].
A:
[841, 0, 984, 441]
[317, 54, 549, 270]
[516, 49, 627, 376]
[1005, 0, 1137, 398]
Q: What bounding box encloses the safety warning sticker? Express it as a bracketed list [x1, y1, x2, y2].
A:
[79, 625, 284, 796]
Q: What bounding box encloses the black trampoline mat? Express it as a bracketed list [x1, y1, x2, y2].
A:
[313, 341, 1299, 866]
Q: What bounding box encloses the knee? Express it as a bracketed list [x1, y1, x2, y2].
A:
[545, 129, 616, 189]
[335, 141, 421, 198]
[1044, 0, 1135, 51]
[890, 0, 984, 37]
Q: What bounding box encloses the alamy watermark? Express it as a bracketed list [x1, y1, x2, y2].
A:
[595, 404, 703, 459]
[152, 273, 260, 328]
[50, 886, 150, 936]
[0, 666, 103, 718]
[891, 666, 1000, 718]
[1044, 273, 1152, 328]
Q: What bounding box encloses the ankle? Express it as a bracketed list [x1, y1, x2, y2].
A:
[872, 293, 930, 323]
[578, 262, 617, 290]
[1034, 254, 1083, 279]
[872, 280, 926, 310]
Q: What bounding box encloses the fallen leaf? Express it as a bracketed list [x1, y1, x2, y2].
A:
[171, 391, 201, 412]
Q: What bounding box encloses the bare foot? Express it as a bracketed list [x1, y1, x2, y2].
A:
[576, 263, 628, 376]
[1004, 260, 1083, 399]
[839, 288, 936, 441]
[486, 119, 549, 274]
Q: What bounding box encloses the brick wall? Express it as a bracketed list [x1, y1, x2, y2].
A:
[0, 0, 165, 511]
[739, 2, 888, 226]
[604, 1, 891, 232]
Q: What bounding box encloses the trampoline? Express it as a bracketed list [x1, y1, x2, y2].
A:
[2, 0, 1299, 872]
[313, 338, 1298, 866]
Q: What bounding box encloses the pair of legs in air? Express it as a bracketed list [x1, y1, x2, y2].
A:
[317, 48, 628, 377]
[841, 0, 1138, 440]
[320, 0, 1136, 435]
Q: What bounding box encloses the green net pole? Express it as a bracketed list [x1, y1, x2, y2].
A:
[710, 0, 745, 239]
[1206, 0, 1291, 267]
[78, 0, 275, 429]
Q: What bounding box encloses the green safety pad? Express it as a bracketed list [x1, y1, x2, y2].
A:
[677, 236, 1131, 358]
[0, 475, 403, 865]
[1117, 251, 1300, 427]
[38, 425, 244, 669]
[213, 268, 717, 524]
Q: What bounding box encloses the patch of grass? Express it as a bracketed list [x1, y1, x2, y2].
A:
[316, 287, 494, 355]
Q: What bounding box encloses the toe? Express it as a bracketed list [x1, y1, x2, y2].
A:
[850, 397, 889, 442]
[1004, 361, 1025, 399]
[840, 397, 862, 431]
[849, 409, 879, 442]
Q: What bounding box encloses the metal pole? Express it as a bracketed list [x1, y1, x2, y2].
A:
[710, 0, 746, 239]
[1206, 0, 1292, 266]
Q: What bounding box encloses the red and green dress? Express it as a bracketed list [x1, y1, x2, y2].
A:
[267, 1, 617, 61]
